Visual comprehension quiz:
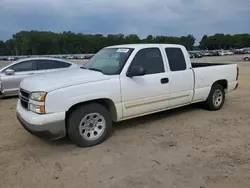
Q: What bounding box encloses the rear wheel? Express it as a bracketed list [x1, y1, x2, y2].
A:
[204, 84, 225, 111]
[67, 103, 112, 147]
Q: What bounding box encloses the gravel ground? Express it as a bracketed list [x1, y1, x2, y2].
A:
[1, 55, 250, 188]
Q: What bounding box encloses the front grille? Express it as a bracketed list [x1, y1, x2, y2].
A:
[19, 89, 30, 110]
[20, 99, 29, 109]
[20, 89, 30, 99]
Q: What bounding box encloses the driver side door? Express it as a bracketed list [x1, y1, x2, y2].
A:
[1, 60, 38, 95]
[120, 47, 171, 119]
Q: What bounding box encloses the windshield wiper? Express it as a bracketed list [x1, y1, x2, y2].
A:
[80, 66, 88, 69]
[80, 66, 103, 74]
[88, 68, 104, 74]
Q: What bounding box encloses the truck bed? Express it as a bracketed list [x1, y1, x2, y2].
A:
[191, 62, 227, 68]
[191, 62, 238, 103]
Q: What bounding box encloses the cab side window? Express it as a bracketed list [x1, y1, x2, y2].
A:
[165, 48, 187, 71]
[130, 48, 165, 75]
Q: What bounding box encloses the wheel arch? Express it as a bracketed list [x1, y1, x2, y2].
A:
[205, 79, 228, 101]
[204, 79, 227, 111]
[212, 79, 228, 90]
[66, 98, 118, 127]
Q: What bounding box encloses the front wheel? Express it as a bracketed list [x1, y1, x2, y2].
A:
[244, 57, 249, 61]
[204, 84, 225, 111]
[67, 103, 113, 147]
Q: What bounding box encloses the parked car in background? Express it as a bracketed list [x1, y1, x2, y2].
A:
[16, 43, 239, 147]
[65, 56, 74, 59]
[234, 49, 245, 54]
[0, 57, 79, 97]
[203, 52, 211, 56]
[194, 52, 203, 58]
[189, 52, 202, 58]
[77, 56, 85, 59]
[84, 54, 94, 59]
[189, 53, 195, 59]
[7, 57, 17, 61]
[218, 51, 226, 56]
[0, 57, 6, 61]
[224, 50, 234, 55]
[243, 48, 250, 54]
[244, 55, 250, 61]
[209, 51, 220, 56]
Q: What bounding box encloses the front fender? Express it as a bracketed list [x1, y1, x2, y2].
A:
[0, 76, 2, 94]
[44, 78, 121, 113]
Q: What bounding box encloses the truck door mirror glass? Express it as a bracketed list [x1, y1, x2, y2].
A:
[5, 69, 15, 75]
[126, 65, 145, 77]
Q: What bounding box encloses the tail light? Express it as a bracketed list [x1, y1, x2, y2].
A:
[236, 66, 239, 80]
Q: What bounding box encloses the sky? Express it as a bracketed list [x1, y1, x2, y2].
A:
[0, 0, 250, 43]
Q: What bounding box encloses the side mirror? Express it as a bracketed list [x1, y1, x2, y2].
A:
[5, 69, 15, 75]
[126, 65, 145, 77]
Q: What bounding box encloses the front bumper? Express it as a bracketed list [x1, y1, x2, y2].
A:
[16, 100, 66, 140]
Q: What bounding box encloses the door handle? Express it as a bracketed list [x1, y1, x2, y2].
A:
[161, 78, 169, 84]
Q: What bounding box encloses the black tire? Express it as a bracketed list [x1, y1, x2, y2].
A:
[67, 103, 112, 147]
[244, 57, 249, 61]
[204, 84, 225, 111]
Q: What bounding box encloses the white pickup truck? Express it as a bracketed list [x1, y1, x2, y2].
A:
[16, 44, 239, 147]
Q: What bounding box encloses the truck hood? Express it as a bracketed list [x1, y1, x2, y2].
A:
[20, 68, 110, 92]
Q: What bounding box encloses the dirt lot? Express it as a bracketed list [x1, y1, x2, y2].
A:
[1, 55, 250, 188]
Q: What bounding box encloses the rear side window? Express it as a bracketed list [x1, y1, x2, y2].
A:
[165, 48, 186, 71]
[130, 48, 164, 75]
[55, 61, 71, 68]
[37, 60, 71, 70]
[10, 60, 37, 72]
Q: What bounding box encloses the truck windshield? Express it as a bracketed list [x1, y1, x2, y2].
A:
[81, 48, 134, 75]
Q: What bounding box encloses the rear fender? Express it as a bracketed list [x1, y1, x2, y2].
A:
[0, 75, 2, 93]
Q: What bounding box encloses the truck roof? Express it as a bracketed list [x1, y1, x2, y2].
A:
[106, 43, 185, 49]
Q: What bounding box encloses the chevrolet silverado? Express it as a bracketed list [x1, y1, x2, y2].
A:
[16, 44, 239, 147]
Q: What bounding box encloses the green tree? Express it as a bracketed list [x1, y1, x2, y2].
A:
[199, 33, 250, 50]
[0, 40, 8, 55]
[0, 30, 200, 55]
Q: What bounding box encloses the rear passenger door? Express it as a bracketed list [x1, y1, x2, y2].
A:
[120, 47, 170, 118]
[36, 60, 71, 72]
[164, 47, 194, 107]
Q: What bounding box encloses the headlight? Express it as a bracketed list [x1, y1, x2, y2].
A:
[29, 103, 45, 114]
[30, 92, 47, 102]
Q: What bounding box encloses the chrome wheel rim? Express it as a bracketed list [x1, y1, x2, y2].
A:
[79, 113, 106, 141]
[212, 89, 223, 107]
